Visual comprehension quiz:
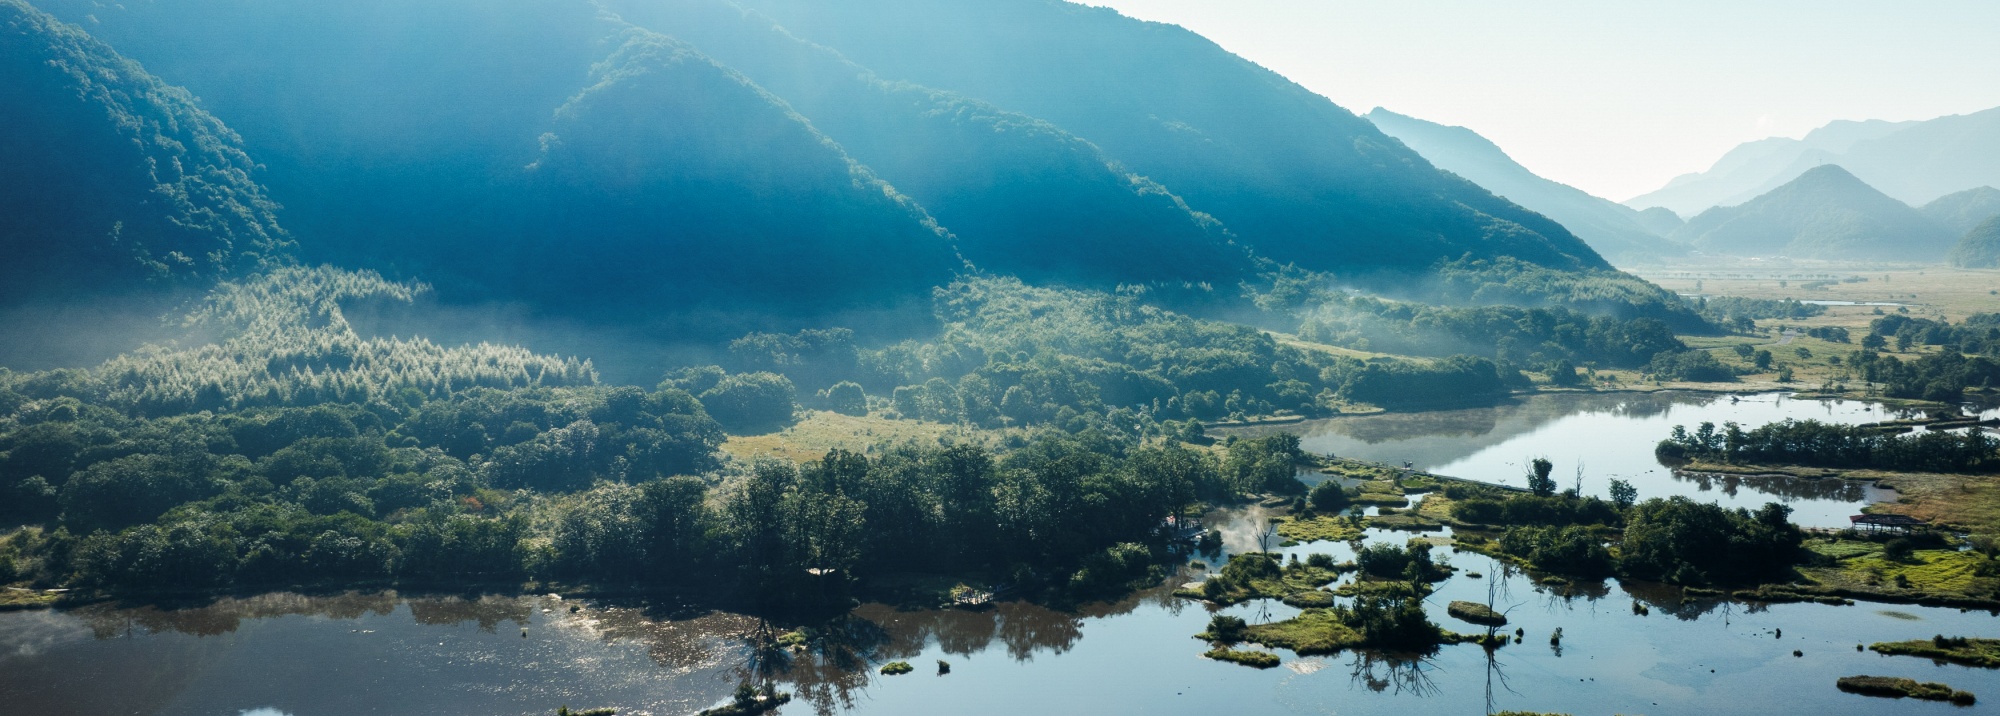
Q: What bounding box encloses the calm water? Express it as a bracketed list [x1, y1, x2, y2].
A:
[6, 392, 1999, 716]
[1221, 391, 2000, 528]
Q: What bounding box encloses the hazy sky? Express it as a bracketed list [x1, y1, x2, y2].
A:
[1080, 0, 2000, 202]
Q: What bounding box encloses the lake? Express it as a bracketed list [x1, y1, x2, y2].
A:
[4, 391, 1998, 716]
[1219, 391, 1999, 528]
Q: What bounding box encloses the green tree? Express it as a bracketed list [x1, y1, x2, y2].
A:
[1525, 457, 1556, 497]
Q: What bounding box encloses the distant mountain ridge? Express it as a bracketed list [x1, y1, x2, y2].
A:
[1630, 108, 2000, 214]
[1672, 165, 1955, 261]
[1364, 108, 1677, 264]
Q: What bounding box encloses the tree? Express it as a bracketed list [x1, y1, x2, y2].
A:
[699, 372, 798, 434]
[1753, 350, 1774, 370]
[1525, 457, 1556, 497]
[638, 477, 711, 579]
[818, 381, 867, 416]
[1607, 478, 1638, 510]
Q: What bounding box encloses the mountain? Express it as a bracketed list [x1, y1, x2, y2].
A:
[29, 0, 961, 330]
[1672, 165, 1955, 261]
[1630, 109, 2000, 214]
[1633, 207, 1685, 236]
[0, 0, 288, 304]
[694, 0, 1608, 275]
[602, 0, 1250, 286]
[1950, 215, 2000, 269]
[28, 0, 1618, 338]
[1921, 186, 2000, 235]
[1364, 108, 1676, 264]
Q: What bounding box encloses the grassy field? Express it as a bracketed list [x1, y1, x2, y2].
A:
[1634, 265, 2000, 322]
[720, 410, 1024, 464]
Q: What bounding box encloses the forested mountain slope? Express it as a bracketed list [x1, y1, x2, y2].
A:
[1922, 187, 2000, 236]
[1672, 165, 1954, 261]
[1364, 108, 1677, 264]
[1951, 216, 2000, 269]
[32, 0, 961, 330]
[0, 0, 288, 304]
[623, 0, 1609, 276]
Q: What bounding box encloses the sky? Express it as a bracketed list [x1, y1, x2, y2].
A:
[1079, 0, 2000, 202]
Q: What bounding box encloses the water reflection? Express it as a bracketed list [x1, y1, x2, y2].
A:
[1221, 392, 1952, 527]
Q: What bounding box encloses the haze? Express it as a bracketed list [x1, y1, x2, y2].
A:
[1082, 0, 2000, 201]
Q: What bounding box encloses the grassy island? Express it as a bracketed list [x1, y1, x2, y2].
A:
[1871, 636, 2000, 669]
[1836, 675, 1976, 704]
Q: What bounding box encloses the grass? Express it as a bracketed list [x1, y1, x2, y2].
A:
[878, 661, 914, 675]
[1203, 646, 1282, 668]
[1281, 590, 1336, 608]
[1872, 637, 2000, 669]
[1866, 472, 2000, 533]
[1836, 675, 1976, 704]
[1837, 550, 1995, 594]
[1274, 515, 1364, 543]
[1446, 600, 1507, 626]
[720, 410, 1020, 464]
[1367, 513, 1446, 531]
[1241, 608, 1367, 654]
[1201, 565, 1345, 606]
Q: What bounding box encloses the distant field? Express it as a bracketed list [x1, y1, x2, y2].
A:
[1634, 265, 2000, 322]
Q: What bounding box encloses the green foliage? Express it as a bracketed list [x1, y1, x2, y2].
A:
[1619, 496, 1804, 585]
[1836, 675, 1976, 704]
[1659, 419, 1999, 473]
[1870, 636, 2000, 669]
[0, 0, 290, 302]
[1202, 645, 1280, 668]
[697, 372, 798, 434]
[67, 267, 597, 416]
[1646, 350, 1738, 382]
[1297, 293, 1687, 369]
[1498, 525, 1614, 576]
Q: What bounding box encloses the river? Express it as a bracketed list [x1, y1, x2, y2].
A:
[3, 392, 1997, 715]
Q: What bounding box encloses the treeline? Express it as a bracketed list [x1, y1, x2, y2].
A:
[1296, 297, 1685, 369]
[1850, 351, 2000, 402]
[1866, 314, 2000, 357]
[1, 385, 1280, 606]
[20, 267, 596, 417]
[1656, 419, 2000, 474]
[1447, 479, 1803, 586]
[719, 278, 1523, 436]
[1689, 296, 1825, 332]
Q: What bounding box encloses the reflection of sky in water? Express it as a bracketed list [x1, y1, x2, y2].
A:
[240, 709, 293, 716]
[1222, 392, 1970, 528]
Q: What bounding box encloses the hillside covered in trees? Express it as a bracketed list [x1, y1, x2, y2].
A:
[19, 0, 1616, 336]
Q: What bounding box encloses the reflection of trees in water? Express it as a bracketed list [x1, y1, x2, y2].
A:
[1264, 392, 1708, 449]
[406, 594, 531, 632]
[76, 591, 399, 638]
[1622, 580, 1728, 621]
[1671, 470, 1873, 502]
[739, 598, 1095, 714]
[582, 604, 761, 673]
[1347, 651, 1440, 697]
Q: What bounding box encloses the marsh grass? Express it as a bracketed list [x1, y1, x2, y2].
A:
[1872, 637, 2000, 669]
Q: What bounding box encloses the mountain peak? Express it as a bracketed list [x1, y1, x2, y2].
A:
[1673, 163, 1954, 260]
